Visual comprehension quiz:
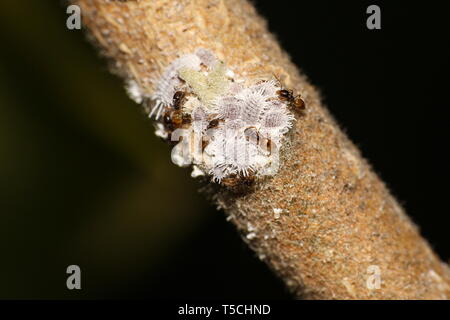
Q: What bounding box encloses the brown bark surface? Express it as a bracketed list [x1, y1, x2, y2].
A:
[73, 0, 450, 299]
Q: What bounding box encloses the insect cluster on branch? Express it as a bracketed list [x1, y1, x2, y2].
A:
[128, 49, 305, 187]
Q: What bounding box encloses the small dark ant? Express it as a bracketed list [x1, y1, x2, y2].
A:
[163, 91, 191, 133]
[172, 91, 186, 110]
[207, 118, 224, 130]
[163, 110, 183, 132]
[273, 74, 306, 112]
[182, 113, 192, 125]
[220, 173, 256, 188]
[276, 89, 305, 111]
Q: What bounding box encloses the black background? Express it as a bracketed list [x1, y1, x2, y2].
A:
[0, 0, 448, 299]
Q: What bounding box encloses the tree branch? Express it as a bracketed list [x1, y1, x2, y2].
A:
[73, 0, 450, 299]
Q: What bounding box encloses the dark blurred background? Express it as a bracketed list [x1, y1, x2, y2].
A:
[0, 0, 448, 299]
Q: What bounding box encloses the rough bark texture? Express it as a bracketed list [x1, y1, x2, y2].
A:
[73, 0, 450, 299]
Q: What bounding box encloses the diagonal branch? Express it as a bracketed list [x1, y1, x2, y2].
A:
[73, 0, 450, 299]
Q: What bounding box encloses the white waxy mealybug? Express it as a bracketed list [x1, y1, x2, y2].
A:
[195, 48, 218, 68]
[213, 96, 243, 120]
